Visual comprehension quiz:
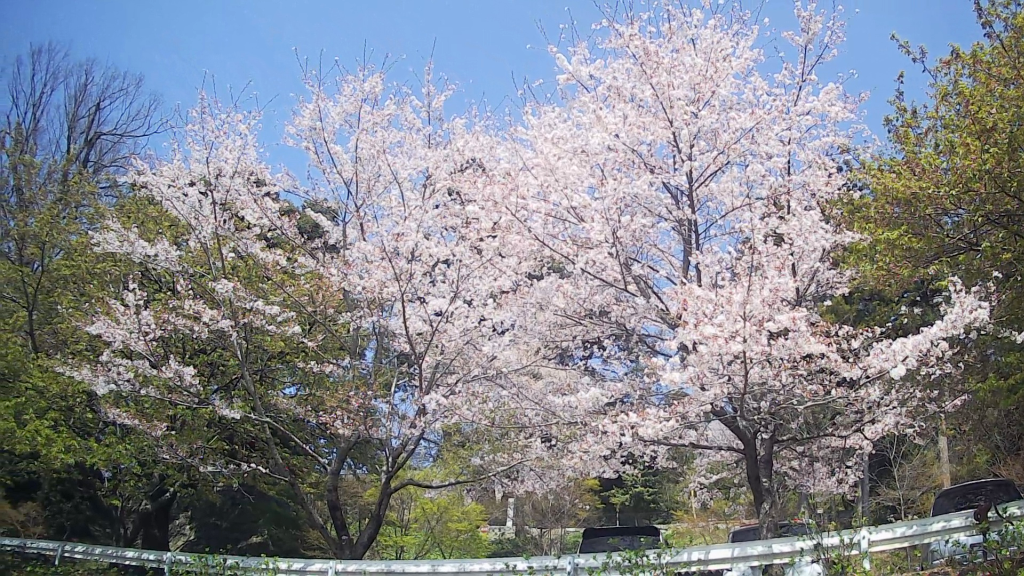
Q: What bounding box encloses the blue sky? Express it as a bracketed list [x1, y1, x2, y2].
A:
[2, 0, 981, 163]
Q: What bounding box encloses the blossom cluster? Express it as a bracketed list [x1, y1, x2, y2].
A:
[67, 1, 992, 504]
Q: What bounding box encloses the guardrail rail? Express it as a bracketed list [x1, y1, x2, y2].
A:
[2, 500, 1022, 575]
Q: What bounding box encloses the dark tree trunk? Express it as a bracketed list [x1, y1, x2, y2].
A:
[858, 452, 871, 521]
[139, 485, 176, 551]
[797, 492, 809, 518]
[748, 433, 780, 540]
[125, 481, 177, 552]
[713, 406, 783, 539]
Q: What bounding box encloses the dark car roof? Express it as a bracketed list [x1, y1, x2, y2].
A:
[578, 525, 662, 554]
[728, 521, 812, 543]
[931, 478, 1023, 516]
[581, 525, 662, 540]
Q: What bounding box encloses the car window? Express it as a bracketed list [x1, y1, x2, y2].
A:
[931, 480, 1023, 516]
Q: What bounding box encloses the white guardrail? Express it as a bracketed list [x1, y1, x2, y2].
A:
[2, 500, 1022, 575]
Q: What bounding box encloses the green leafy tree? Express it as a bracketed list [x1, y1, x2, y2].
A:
[0, 42, 184, 550]
[371, 480, 490, 560]
[605, 472, 659, 527]
[847, 0, 1024, 484]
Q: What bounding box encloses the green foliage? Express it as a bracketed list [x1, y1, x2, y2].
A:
[934, 517, 1024, 576]
[606, 472, 659, 525]
[848, 0, 1024, 483]
[166, 553, 281, 575]
[0, 552, 288, 576]
[663, 521, 730, 547]
[802, 518, 872, 576]
[581, 542, 678, 576]
[369, 477, 491, 560]
[178, 483, 309, 558]
[561, 530, 583, 555]
[871, 434, 944, 522]
[0, 123, 124, 464]
[0, 44, 203, 553]
[487, 535, 541, 559]
[502, 479, 602, 557]
[598, 469, 684, 527]
[0, 553, 132, 575]
[0, 497, 44, 538]
[0, 118, 170, 548]
[487, 529, 584, 559]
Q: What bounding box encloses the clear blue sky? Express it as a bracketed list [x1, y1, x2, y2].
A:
[2, 0, 982, 162]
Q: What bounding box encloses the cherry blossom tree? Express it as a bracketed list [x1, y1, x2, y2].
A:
[64, 0, 998, 551]
[448, 0, 995, 534]
[63, 73, 552, 558]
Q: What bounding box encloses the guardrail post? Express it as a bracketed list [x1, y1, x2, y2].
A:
[54, 543, 64, 566]
[164, 552, 174, 576]
[329, 559, 337, 576]
[565, 555, 577, 576]
[858, 527, 870, 572]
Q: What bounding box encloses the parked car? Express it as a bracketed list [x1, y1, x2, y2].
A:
[922, 478, 1024, 566]
[723, 522, 823, 576]
[577, 525, 663, 554]
[726, 521, 814, 544]
[579, 525, 731, 576]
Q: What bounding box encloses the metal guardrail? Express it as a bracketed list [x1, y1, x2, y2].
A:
[2, 500, 1022, 574]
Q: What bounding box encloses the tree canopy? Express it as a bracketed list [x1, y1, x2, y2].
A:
[4, 1, 1024, 567]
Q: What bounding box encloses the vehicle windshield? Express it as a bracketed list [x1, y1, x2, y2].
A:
[578, 526, 661, 553]
[931, 480, 1023, 516]
[728, 522, 812, 543]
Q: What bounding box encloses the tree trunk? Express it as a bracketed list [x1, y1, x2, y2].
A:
[339, 478, 396, 559]
[747, 449, 781, 539]
[938, 417, 952, 488]
[126, 483, 177, 552]
[756, 486, 782, 541]
[858, 452, 871, 521]
[139, 487, 176, 551]
[715, 407, 781, 538]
